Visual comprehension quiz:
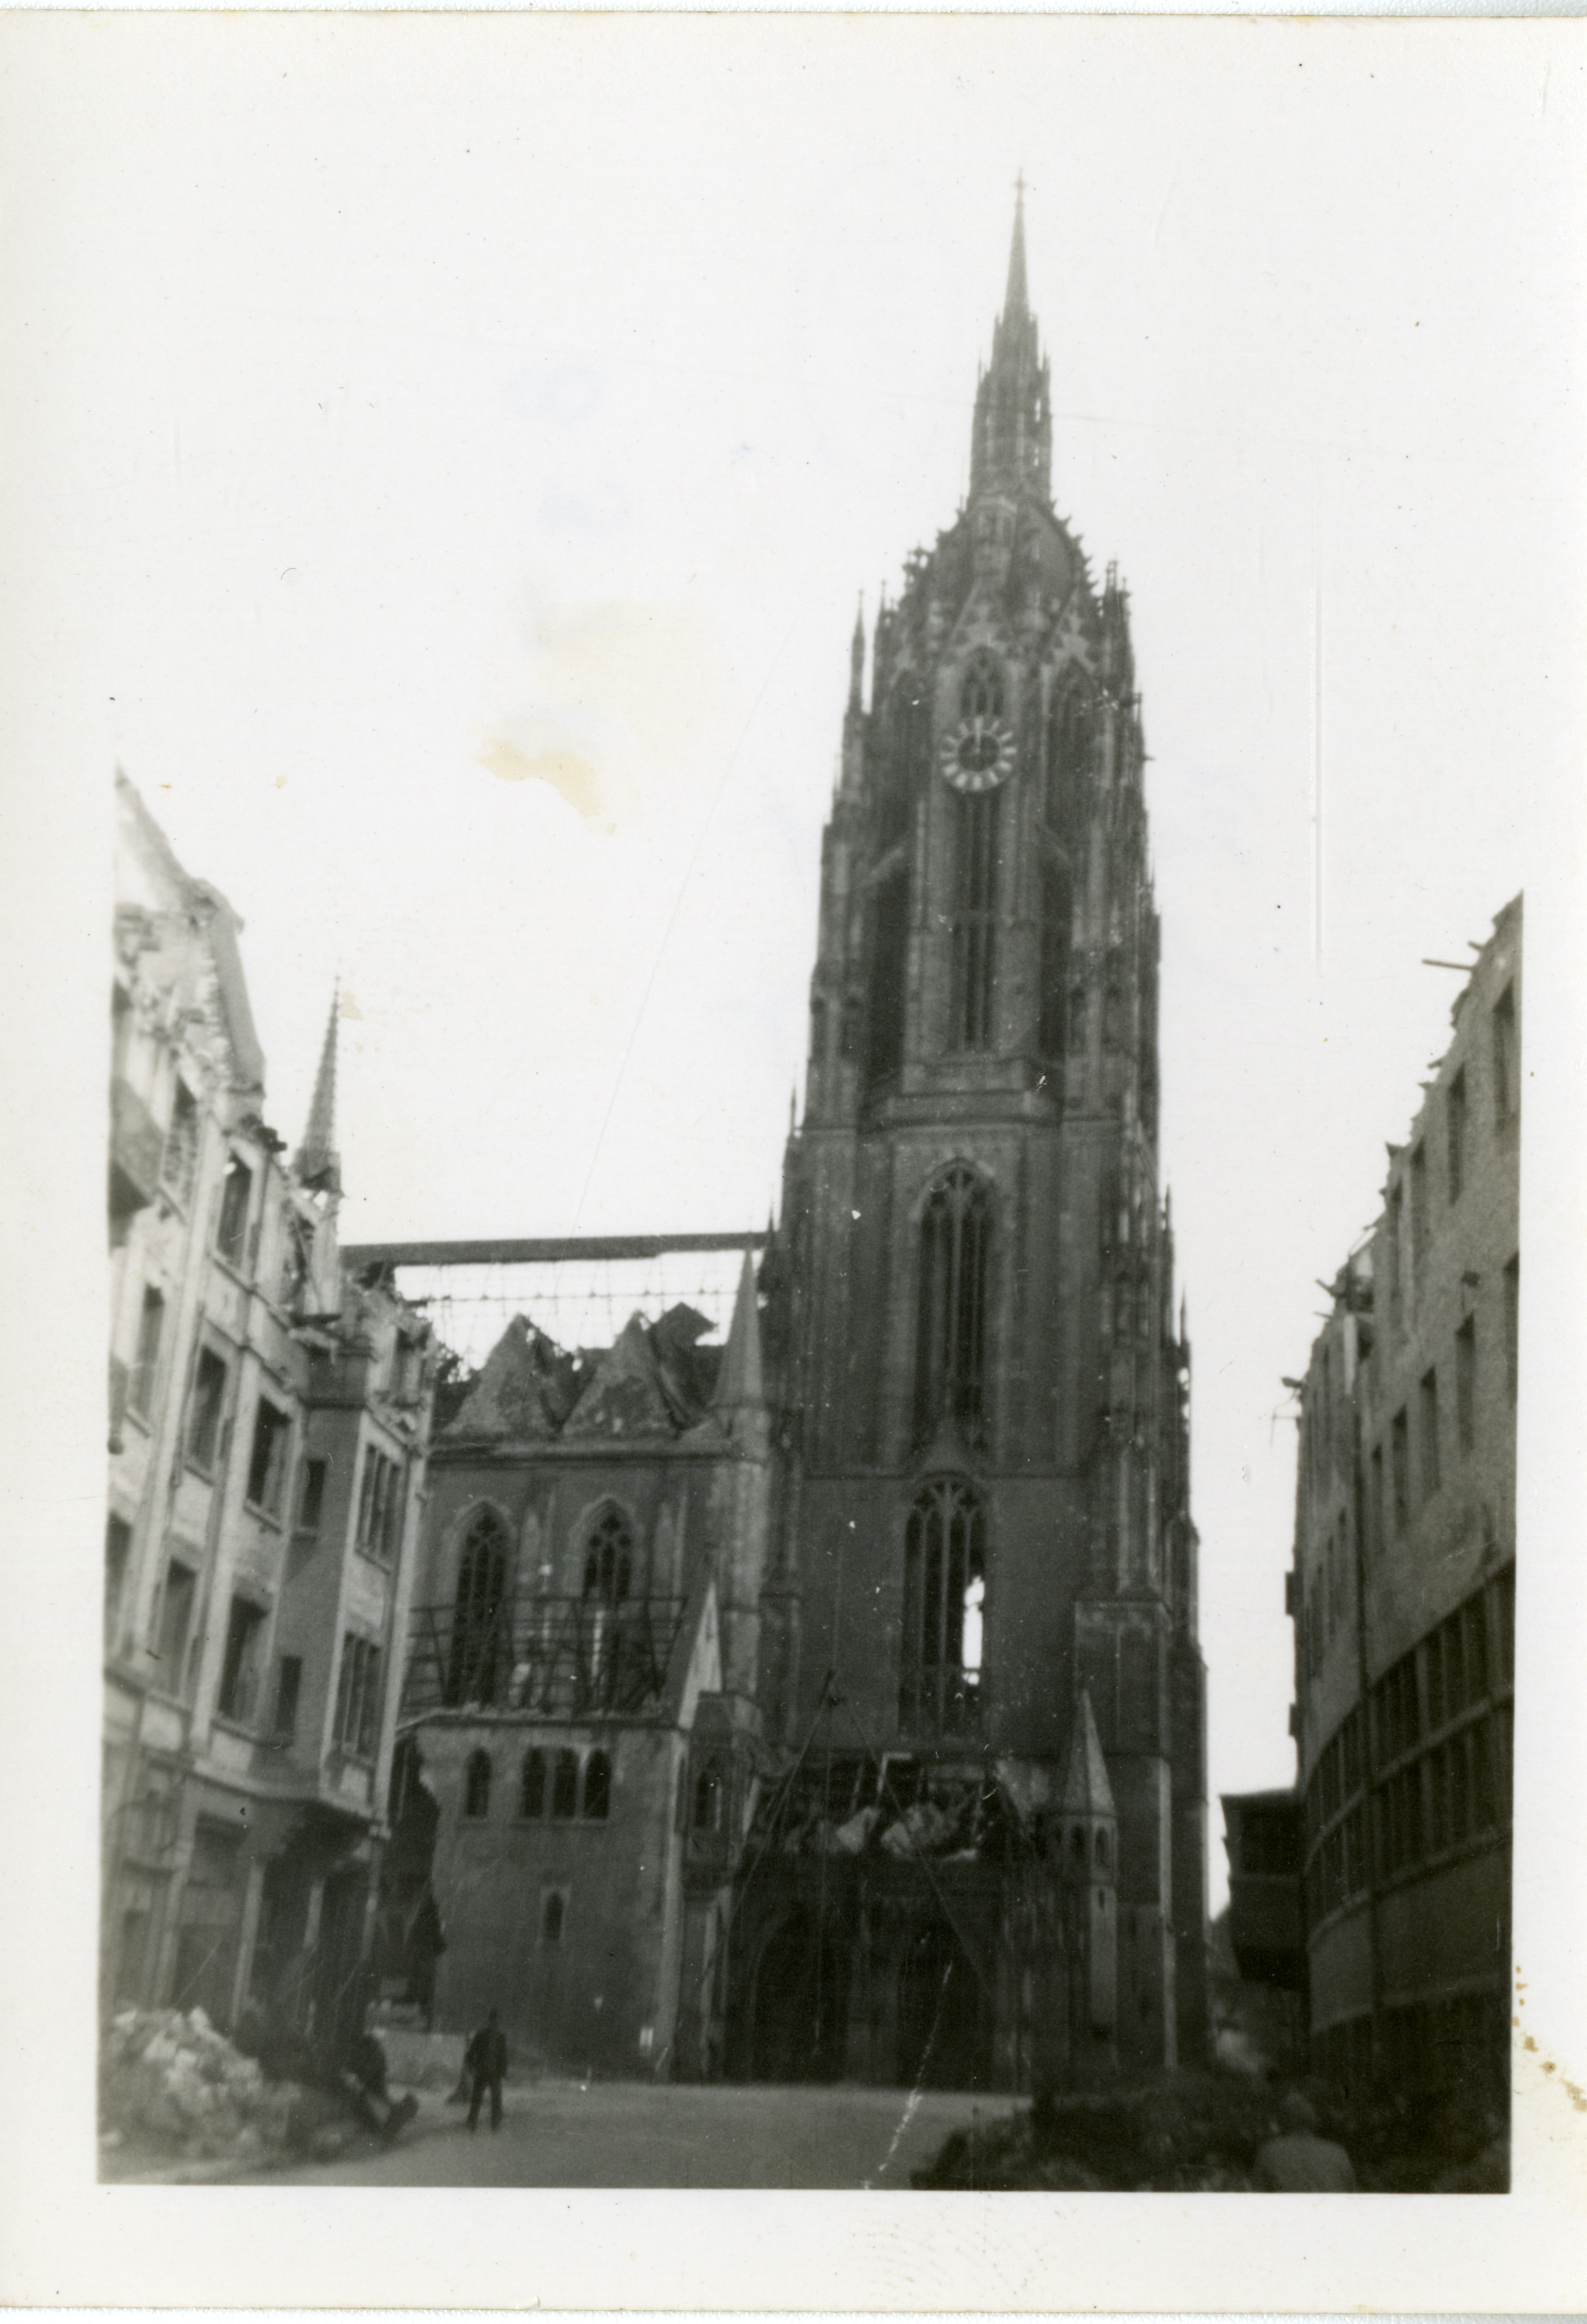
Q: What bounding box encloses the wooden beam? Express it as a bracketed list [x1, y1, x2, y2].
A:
[342, 1230, 767, 1269]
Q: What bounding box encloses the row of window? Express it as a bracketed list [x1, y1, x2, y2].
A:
[462, 1745, 611, 1824]
[875, 657, 1097, 853]
[1305, 1706, 1511, 1923]
[1382, 982, 1517, 1334]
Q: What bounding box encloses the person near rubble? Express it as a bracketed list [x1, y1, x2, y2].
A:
[1252, 2091, 1357, 2190]
[465, 2008, 509, 2133]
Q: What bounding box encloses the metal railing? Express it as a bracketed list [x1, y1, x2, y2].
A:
[401, 1594, 687, 1722]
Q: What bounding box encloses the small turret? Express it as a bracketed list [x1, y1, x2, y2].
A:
[968, 179, 1052, 505]
[1056, 1688, 1118, 2077]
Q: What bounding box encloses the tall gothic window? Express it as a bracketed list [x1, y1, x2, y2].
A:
[582, 1507, 633, 1605]
[1038, 862, 1071, 1061]
[447, 1507, 510, 1706]
[951, 791, 1002, 1049]
[961, 653, 1004, 722]
[881, 675, 929, 851]
[1045, 686, 1092, 835]
[914, 1166, 991, 1446]
[900, 1477, 986, 1736]
[865, 868, 909, 1089]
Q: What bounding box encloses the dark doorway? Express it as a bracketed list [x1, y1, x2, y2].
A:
[897, 1920, 982, 2090]
[750, 1911, 846, 2082]
[313, 1866, 369, 2054]
[170, 1821, 244, 2027]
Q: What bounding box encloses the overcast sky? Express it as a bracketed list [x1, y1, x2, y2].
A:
[11, 14, 1584, 1921]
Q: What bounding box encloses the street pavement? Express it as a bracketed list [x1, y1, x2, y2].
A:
[237, 2076, 1004, 2187]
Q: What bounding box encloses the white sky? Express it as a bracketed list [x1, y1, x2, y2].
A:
[8, 14, 1584, 1933]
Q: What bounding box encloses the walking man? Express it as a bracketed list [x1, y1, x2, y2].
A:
[465, 2008, 509, 2133]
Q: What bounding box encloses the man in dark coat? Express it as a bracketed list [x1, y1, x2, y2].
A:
[465, 2009, 509, 2132]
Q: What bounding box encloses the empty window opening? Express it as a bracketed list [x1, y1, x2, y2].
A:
[463, 1749, 492, 1819]
[693, 1763, 724, 1833]
[521, 1749, 546, 1818]
[356, 1446, 402, 1563]
[246, 1397, 291, 1516]
[295, 1456, 328, 1539]
[218, 1596, 268, 1725]
[1419, 1370, 1441, 1502]
[154, 1561, 196, 1698]
[128, 1287, 164, 1420]
[1503, 1254, 1519, 1403]
[914, 1166, 991, 1446]
[551, 1748, 579, 1820]
[447, 1507, 510, 1706]
[216, 1155, 253, 1270]
[542, 1891, 565, 1945]
[186, 1347, 227, 1472]
[1409, 1143, 1428, 1288]
[272, 1654, 302, 1741]
[1044, 688, 1092, 834]
[1390, 1410, 1409, 1534]
[105, 1514, 132, 1648]
[333, 1632, 382, 1757]
[881, 676, 930, 851]
[1492, 983, 1516, 1122]
[1456, 1317, 1477, 1454]
[1447, 1066, 1467, 1203]
[583, 1750, 612, 1821]
[900, 1475, 986, 1735]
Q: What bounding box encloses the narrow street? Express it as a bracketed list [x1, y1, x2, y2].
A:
[233, 2078, 998, 2189]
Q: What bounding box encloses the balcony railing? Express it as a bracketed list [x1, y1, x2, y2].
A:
[402, 1594, 687, 1722]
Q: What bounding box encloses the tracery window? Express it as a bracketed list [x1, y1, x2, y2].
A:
[913, 1166, 992, 1446]
[881, 675, 930, 850]
[865, 869, 910, 1089]
[1044, 686, 1092, 834]
[1038, 862, 1071, 1060]
[899, 1476, 986, 1736]
[950, 790, 1002, 1050]
[447, 1507, 510, 1706]
[582, 1507, 633, 1606]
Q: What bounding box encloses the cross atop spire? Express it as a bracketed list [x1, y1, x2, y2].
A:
[295, 986, 343, 1195]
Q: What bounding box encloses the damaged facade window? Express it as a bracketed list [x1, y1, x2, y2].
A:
[447, 1507, 510, 1706]
[900, 1475, 986, 1736]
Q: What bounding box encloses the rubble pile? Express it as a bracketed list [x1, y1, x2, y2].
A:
[913, 2072, 1282, 2190]
[100, 2007, 305, 2166]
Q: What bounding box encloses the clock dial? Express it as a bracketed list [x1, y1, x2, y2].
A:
[941, 714, 1017, 793]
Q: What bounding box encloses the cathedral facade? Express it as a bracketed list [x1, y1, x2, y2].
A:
[381, 201, 1207, 2091]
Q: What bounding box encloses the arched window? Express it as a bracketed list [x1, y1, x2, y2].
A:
[1045, 686, 1092, 835]
[521, 1749, 546, 1819]
[583, 1750, 611, 1821]
[951, 792, 1002, 1050]
[899, 1477, 986, 1735]
[463, 1749, 492, 1820]
[551, 1748, 579, 1820]
[864, 868, 910, 1090]
[960, 652, 1005, 723]
[1095, 1830, 1110, 1871]
[914, 1167, 992, 1446]
[582, 1508, 633, 1606]
[447, 1507, 510, 1706]
[542, 1892, 565, 1946]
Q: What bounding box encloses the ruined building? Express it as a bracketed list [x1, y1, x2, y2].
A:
[1275, 898, 1520, 2108]
[105, 773, 435, 2052]
[379, 198, 1207, 2089]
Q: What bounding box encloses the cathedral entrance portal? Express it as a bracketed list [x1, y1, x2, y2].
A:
[896, 1920, 981, 2090]
[749, 1911, 846, 2083]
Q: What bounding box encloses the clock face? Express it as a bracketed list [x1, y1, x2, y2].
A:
[941, 713, 1017, 793]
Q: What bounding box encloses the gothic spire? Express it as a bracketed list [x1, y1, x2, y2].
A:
[1058, 1689, 1116, 1818]
[713, 1250, 765, 1409]
[295, 987, 342, 1194]
[969, 182, 1052, 506]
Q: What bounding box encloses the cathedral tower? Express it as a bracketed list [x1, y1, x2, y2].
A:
[774, 194, 1207, 2076]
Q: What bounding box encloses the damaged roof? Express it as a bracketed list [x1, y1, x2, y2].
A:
[440, 1300, 730, 1445]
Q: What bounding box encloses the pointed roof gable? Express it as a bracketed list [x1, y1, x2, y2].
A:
[295, 989, 342, 1192]
[969, 184, 1052, 506]
[442, 1314, 573, 1441]
[1058, 1689, 1116, 1818]
[563, 1313, 684, 1440]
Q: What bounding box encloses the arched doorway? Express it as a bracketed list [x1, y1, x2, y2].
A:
[896, 1919, 982, 2090]
[749, 1911, 846, 2083]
